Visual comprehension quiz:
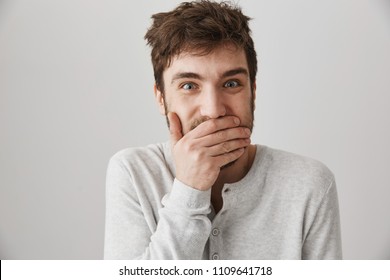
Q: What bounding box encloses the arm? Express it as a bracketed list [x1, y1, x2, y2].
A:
[104, 156, 212, 259]
[104, 113, 250, 259]
[302, 178, 342, 259]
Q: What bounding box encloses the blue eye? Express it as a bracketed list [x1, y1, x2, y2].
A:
[224, 80, 239, 88]
[182, 83, 196, 90]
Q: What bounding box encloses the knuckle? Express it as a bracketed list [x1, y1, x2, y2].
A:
[242, 138, 250, 145]
[193, 152, 202, 162]
[231, 148, 243, 158]
[198, 149, 207, 159]
[220, 141, 230, 153]
[206, 119, 218, 131]
[183, 141, 194, 153]
[204, 161, 213, 170]
[227, 151, 237, 160]
[216, 130, 226, 140]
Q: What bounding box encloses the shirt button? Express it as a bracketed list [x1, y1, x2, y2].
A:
[212, 253, 219, 260]
[212, 228, 220, 236]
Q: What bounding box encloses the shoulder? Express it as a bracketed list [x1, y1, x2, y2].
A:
[264, 146, 334, 181]
[110, 142, 167, 164]
[107, 142, 173, 176]
[260, 146, 335, 198]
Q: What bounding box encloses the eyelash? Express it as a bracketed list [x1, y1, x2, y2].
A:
[179, 80, 242, 91]
[181, 82, 198, 90]
[224, 80, 241, 88]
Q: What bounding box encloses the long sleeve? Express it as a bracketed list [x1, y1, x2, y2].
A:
[104, 144, 342, 259]
[301, 178, 343, 259]
[104, 156, 212, 259]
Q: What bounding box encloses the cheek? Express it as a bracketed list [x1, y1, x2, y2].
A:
[230, 97, 254, 126]
[166, 102, 195, 133]
[231, 96, 252, 114]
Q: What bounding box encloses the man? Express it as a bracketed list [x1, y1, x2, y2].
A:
[104, 0, 342, 260]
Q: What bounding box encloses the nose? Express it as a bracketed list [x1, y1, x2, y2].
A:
[199, 87, 226, 119]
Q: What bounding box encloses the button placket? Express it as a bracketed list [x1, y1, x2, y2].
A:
[209, 186, 231, 260]
[209, 222, 222, 260]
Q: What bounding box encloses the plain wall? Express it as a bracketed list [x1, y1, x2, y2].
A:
[1, 0, 389, 259]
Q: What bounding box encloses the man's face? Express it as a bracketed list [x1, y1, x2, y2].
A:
[155, 44, 255, 135]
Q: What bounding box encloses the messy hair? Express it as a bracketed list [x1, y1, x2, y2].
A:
[144, 0, 257, 93]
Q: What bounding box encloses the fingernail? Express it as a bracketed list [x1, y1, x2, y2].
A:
[245, 128, 251, 135]
[234, 117, 240, 125]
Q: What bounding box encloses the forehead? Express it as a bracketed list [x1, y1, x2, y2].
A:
[164, 44, 248, 80]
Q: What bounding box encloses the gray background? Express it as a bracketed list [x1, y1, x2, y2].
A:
[1, 0, 389, 259]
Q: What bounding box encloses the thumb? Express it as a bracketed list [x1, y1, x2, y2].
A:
[167, 112, 183, 146]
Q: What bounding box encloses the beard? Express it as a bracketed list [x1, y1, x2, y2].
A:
[163, 95, 255, 170]
[189, 116, 253, 170]
[164, 95, 255, 134]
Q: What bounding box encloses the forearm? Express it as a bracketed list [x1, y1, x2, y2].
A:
[104, 176, 212, 260]
[139, 179, 212, 259]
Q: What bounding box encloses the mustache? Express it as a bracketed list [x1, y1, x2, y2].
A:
[190, 117, 211, 131]
[190, 116, 253, 133]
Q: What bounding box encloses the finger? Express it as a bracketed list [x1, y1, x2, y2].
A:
[214, 147, 246, 168]
[188, 116, 241, 138]
[167, 112, 183, 146]
[200, 126, 251, 147]
[207, 138, 250, 156]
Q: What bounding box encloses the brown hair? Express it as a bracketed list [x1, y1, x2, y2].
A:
[144, 0, 257, 93]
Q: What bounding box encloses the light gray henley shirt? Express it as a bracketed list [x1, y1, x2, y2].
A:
[104, 142, 342, 259]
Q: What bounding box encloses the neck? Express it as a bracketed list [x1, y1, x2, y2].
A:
[217, 144, 256, 184]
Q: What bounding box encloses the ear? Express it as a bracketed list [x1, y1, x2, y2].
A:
[154, 84, 166, 115]
[252, 81, 257, 111]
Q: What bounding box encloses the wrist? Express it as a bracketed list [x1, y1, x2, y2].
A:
[162, 178, 212, 210]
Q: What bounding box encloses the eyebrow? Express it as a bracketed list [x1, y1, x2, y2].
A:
[221, 67, 249, 78]
[171, 72, 203, 84]
[170, 67, 249, 85]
